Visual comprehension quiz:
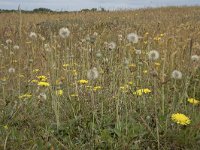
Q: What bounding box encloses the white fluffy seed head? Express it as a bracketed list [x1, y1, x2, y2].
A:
[13, 45, 19, 50]
[6, 39, 12, 44]
[148, 50, 160, 61]
[38, 92, 47, 100]
[127, 33, 139, 43]
[171, 70, 182, 80]
[44, 44, 52, 52]
[123, 58, 129, 65]
[29, 32, 37, 39]
[118, 34, 123, 41]
[135, 49, 142, 55]
[191, 55, 199, 62]
[8, 67, 15, 73]
[96, 51, 102, 58]
[87, 67, 99, 80]
[59, 27, 70, 38]
[108, 42, 116, 50]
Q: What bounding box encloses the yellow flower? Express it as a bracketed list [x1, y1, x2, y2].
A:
[33, 69, 40, 73]
[4, 125, 8, 130]
[128, 81, 133, 85]
[37, 81, 50, 87]
[160, 33, 164, 37]
[171, 113, 191, 125]
[154, 62, 161, 66]
[18, 74, 25, 78]
[120, 85, 129, 92]
[19, 93, 32, 99]
[63, 64, 69, 68]
[12, 60, 18, 63]
[70, 94, 78, 97]
[78, 80, 88, 84]
[144, 41, 148, 44]
[188, 98, 199, 105]
[37, 75, 47, 81]
[93, 86, 102, 91]
[1, 77, 7, 82]
[30, 79, 38, 83]
[72, 70, 78, 76]
[56, 90, 63, 96]
[120, 86, 125, 90]
[129, 64, 136, 67]
[86, 86, 92, 89]
[133, 88, 151, 96]
[143, 70, 148, 74]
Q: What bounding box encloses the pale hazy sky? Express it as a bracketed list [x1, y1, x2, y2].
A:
[0, 0, 200, 11]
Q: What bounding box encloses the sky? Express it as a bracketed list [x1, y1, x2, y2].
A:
[0, 0, 200, 11]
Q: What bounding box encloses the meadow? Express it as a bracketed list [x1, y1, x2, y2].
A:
[0, 6, 200, 149]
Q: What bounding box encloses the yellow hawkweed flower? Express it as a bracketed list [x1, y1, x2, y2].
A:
[154, 62, 161, 66]
[128, 81, 133, 85]
[129, 64, 136, 67]
[93, 86, 102, 91]
[37, 81, 50, 87]
[18, 74, 25, 78]
[120, 86, 125, 90]
[160, 33, 164, 37]
[133, 88, 151, 96]
[33, 69, 40, 73]
[144, 41, 148, 44]
[63, 64, 69, 68]
[143, 70, 148, 74]
[78, 80, 88, 84]
[72, 70, 78, 76]
[70, 94, 78, 97]
[1, 77, 7, 82]
[86, 85, 92, 89]
[120, 85, 129, 92]
[37, 75, 47, 81]
[188, 98, 199, 105]
[171, 113, 191, 125]
[56, 89, 63, 96]
[18, 93, 32, 99]
[30, 79, 38, 83]
[4, 125, 8, 130]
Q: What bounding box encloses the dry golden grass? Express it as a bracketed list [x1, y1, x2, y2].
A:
[0, 6, 200, 149]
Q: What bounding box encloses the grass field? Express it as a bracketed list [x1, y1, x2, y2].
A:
[0, 6, 200, 149]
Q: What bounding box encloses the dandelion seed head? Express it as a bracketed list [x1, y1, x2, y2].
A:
[171, 70, 182, 80]
[108, 42, 116, 50]
[87, 67, 99, 80]
[6, 39, 12, 44]
[191, 55, 199, 62]
[29, 32, 37, 39]
[93, 32, 98, 37]
[59, 27, 70, 38]
[13, 45, 19, 50]
[123, 58, 129, 65]
[127, 33, 139, 43]
[148, 50, 160, 61]
[8, 67, 15, 73]
[38, 92, 47, 100]
[96, 51, 102, 58]
[135, 49, 142, 55]
[44, 44, 52, 52]
[4, 46, 8, 50]
[118, 34, 123, 41]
